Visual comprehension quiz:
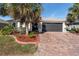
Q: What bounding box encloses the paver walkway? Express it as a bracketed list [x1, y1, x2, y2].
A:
[34, 32, 79, 56]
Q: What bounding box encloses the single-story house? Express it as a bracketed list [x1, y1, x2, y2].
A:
[7, 18, 67, 32]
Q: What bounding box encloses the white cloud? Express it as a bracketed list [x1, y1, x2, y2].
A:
[47, 12, 58, 19]
[43, 13, 66, 20]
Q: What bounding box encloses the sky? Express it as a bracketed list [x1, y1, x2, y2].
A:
[0, 3, 73, 21]
[41, 3, 72, 20]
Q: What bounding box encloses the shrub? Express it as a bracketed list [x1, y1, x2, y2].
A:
[1, 24, 14, 35]
[69, 27, 76, 33]
[75, 28, 79, 33]
[66, 27, 71, 31]
[0, 30, 3, 35]
[28, 32, 37, 38]
[66, 27, 79, 33]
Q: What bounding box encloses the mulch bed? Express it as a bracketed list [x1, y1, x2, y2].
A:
[16, 34, 39, 42]
[14, 34, 40, 45]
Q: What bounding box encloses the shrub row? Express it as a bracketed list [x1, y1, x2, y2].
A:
[66, 27, 79, 33]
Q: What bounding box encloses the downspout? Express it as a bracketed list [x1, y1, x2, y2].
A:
[62, 22, 66, 32]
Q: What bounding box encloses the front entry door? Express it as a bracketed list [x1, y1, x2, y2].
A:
[32, 23, 38, 32]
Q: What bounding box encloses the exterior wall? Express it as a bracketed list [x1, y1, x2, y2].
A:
[62, 22, 67, 32]
[38, 22, 42, 32]
[16, 21, 21, 32]
[28, 23, 32, 31]
[17, 22, 20, 27]
[16, 22, 32, 32]
[22, 23, 25, 27]
[15, 21, 67, 32]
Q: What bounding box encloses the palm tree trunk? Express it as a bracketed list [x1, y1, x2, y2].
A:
[25, 24, 29, 35]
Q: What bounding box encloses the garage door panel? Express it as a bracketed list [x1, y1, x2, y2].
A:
[45, 23, 62, 32]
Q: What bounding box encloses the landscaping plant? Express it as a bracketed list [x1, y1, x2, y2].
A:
[0, 24, 14, 35]
[28, 32, 37, 38]
[66, 27, 79, 33]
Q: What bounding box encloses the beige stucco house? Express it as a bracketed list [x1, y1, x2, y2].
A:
[7, 18, 67, 33]
[11, 18, 67, 32]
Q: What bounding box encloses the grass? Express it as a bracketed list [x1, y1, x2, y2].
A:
[0, 35, 38, 56]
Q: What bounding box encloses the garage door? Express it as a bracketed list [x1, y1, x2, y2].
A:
[45, 23, 62, 32]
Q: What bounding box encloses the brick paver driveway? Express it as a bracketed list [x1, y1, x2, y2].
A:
[34, 32, 79, 56]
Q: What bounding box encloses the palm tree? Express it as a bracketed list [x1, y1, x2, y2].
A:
[0, 3, 42, 34]
[67, 3, 79, 23]
[67, 13, 75, 23]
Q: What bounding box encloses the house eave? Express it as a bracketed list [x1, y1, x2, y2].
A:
[0, 19, 9, 24]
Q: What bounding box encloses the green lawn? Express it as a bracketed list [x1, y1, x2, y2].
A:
[0, 35, 37, 56]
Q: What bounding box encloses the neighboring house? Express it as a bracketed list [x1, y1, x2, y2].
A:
[7, 18, 67, 32]
[0, 19, 8, 29]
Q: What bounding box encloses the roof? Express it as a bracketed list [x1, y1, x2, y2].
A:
[0, 19, 9, 24]
[5, 18, 66, 24]
[42, 18, 66, 23]
[7, 19, 16, 23]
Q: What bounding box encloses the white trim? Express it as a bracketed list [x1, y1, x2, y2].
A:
[22, 23, 25, 27]
[62, 22, 66, 32]
[38, 22, 42, 32]
[26, 25, 28, 34]
[17, 22, 20, 27]
[28, 23, 32, 31]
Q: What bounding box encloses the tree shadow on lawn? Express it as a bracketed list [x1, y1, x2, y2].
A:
[0, 35, 38, 56]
